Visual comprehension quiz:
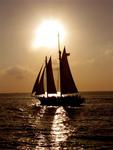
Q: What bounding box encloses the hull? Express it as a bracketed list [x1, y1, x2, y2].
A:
[37, 95, 85, 106]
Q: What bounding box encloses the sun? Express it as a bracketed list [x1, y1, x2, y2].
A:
[32, 19, 66, 50]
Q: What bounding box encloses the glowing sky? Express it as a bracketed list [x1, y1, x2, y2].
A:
[0, 0, 113, 92]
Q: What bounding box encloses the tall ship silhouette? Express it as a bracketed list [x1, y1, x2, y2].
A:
[32, 45, 85, 106]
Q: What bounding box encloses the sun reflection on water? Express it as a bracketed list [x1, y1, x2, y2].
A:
[51, 107, 72, 144]
[17, 105, 84, 150]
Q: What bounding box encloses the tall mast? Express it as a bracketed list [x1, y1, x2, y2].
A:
[58, 33, 62, 97]
[45, 56, 48, 98]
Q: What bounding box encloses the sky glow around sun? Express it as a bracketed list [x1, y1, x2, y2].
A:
[32, 19, 66, 50]
[0, 0, 113, 92]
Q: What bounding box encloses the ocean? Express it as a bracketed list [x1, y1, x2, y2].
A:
[0, 92, 113, 150]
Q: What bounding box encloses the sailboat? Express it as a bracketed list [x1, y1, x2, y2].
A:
[32, 46, 85, 106]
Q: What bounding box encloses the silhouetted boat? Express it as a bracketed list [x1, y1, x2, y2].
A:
[32, 47, 85, 106]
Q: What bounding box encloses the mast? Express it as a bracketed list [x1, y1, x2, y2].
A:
[58, 33, 62, 97]
[58, 33, 78, 96]
[45, 56, 48, 98]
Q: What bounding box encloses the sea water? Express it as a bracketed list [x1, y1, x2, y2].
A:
[0, 92, 113, 150]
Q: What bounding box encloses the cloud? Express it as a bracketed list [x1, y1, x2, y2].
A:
[104, 49, 113, 56]
[84, 58, 95, 64]
[2, 66, 33, 80]
[72, 57, 96, 66]
[102, 42, 113, 58]
[0, 66, 34, 92]
[72, 43, 113, 67]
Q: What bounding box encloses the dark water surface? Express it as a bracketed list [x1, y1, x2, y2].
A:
[0, 92, 113, 150]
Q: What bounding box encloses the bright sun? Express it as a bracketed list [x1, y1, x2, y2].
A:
[32, 19, 66, 49]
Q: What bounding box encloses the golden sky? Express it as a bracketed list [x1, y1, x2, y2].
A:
[0, 0, 113, 92]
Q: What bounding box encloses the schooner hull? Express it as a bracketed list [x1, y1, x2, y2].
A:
[37, 95, 85, 106]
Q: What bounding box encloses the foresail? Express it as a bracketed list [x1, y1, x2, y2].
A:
[60, 47, 78, 94]
[46, 57, 57, 94]
[36, 67, 45, 95]
[32, 65, 43, 94]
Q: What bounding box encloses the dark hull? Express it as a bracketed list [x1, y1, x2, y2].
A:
[38, 95, 85, 106]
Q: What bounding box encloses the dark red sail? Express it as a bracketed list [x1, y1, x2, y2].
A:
[32, 65, 43, 94]
[60, 47, 78, 94]
[46, 57, 57, 94]
[36, 67, 45, 95]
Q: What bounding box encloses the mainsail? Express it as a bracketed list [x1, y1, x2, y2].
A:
[46, 57, 57, 94]
[60, 47, 78, 94]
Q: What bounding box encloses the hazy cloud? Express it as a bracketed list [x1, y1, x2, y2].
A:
[0, 66, 34, 92]
[72, 57, 96, 66]
[2, 66, 33, 80]
[104, 49, 113, 56]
